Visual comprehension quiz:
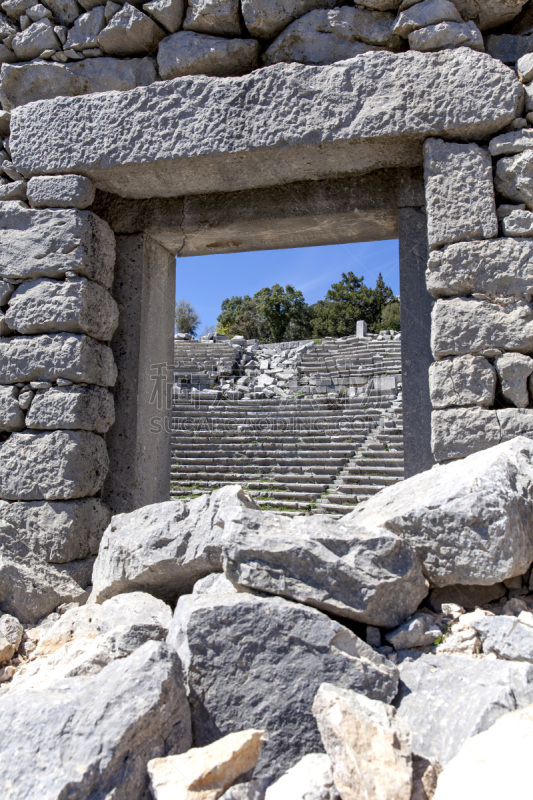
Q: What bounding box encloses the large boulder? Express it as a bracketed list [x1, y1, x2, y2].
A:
[167, 582, 398, 779]
[395, 653, 533, 765]
[313, 683, 413, 800]
[241, 0, 338, 39]
[90, 485, 259, 603]
[452, 0, 528, 31]
[25, 385, 115, 434]
[0, 641, 192, 800]
[157, 31, 259, 79]
[222, 509, 428, 627]
[343, 437, 533, 588]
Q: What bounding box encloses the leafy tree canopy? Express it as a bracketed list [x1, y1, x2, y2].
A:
[175, 299, 201, 336]
[376, 301, 401, 332]
[311, 272, 395, 338]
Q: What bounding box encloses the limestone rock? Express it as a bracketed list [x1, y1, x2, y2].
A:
[0, 179, 26, 201]
[11, 591, 172, 689]
[495, 150, 533, 209]
[167, 589, 398, 779]
[429, 355, 496, 409]
[471, 613, 533, 662]
[393, 0, 462, 37]
[148, 729, 264, 800]
[489, 128, 533, 157]
[40, 0, 80, 25]
[313, 683, 412, 800]
[263, 7, 397, 66]
[495, 352, 533, 408]
[426, 239, 533, 299]
[486, 32, 533, 64]
[0, 384, 24, 430]
[0, 278, 13, 304]
[264, 753, 339, 800]
[385, 613, 442, 650]
[0, 203, 115, 289]
[222, 509, 428, 627]
[424, 139, 497, 250]
[12, 18, 59, 59]
[142, 0, 183, 32]
[0, 333, 117, 386]
[408, 20, 483, 52]
[0, 429, 109, 500]
[241, 0, 338, 39]
[431, 298, 533, 358]
[27, 174, 95, 209]
[65, 5, 105, 50]
[428, 583, 506, 613]
[183, 0, 241, 37]
[91, 485, 259, 603]
[5, 277, 119, 340]
[433, 704, 533, 800]
[26, 385, 115, 433]
[0, 497, 110, 562]
[220, 782, 270, 800]
[0, 612, 22, 660]
[0, 56, 157, 109]
[0, 641, 192, 800]
[343, 437, 533, 587]
[430, 407, 533, 461]
[157, 31, 259, 79]
[451, 0, 528, 31]
[501, 208, 533, 236]
[98, 3, 165, 55]
[0, 551, 88, 623]
[395, 653, 533, 765]
[9, 50, 523, 199]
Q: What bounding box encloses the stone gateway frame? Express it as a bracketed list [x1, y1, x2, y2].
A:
[1, 41, 532, 619]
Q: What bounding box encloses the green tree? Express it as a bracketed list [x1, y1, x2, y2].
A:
[216, 295, 268, 340]
[175, 299, 201, 336]
[376, 301, 401, 332]
[310, 272, 395, 337]
[254, 284, 312, 342]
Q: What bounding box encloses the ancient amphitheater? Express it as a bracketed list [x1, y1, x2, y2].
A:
[2, 0, 533, 797]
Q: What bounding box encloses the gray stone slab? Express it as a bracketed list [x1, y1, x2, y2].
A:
[157, 30, 259, 79]
[473, 614, 533, 662]
[5, 277, 119, 340]
[0, 429, 109, 500]
[0, 333, 117, 386]
[424, 139, 498, 250]
[426, 238, 533, 299]
[25, 385, 115, 433]
[0, 56, 157, 109]
[242, 0, 338, 39]
[0, 384, 24, 430]
[431, 407, 533, 461]
[429, 355, 496, 409]
[27, 174, 95, 209]
[9, 50, 522, 198]
[0, 202, 115, 288]
[98, 4, 165, 56]
[183, 0, 241, 37]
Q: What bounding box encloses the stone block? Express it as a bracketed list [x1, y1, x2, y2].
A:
[495, 352, 533, 407]
[452, 0, 528, 31]
[40, 0, 79, 25]
[183, 0, 241, 36]
[0, 612, 22, 661]
[241, 0, 337, 39]
[495, 150, 533, 209]
[431, 298, 533, 358]
[263, 7, 394, 67]
[501, 208, 533, 236]
[424, 139, 498, 250]
[5, 277, 119, 340]
[0, 333, 117, 386]
[0, 497, 111, 562]
[429, 355, 496, 409]
[12, 18, 60, 60]
[0, 179, 26, 201]
[489, 128, 533, 157]
[26, 385, 115, 433]
[0, 384, 24, 430]
[0, 429, 109, 500]
[426, 238, 533, 299]
[408, 20, 483, 52]
[9, 50, 523, 198]
[27, 174, 95, 209]
[143, 0, 184, 32]
[65, 5, 105, 50]
[394, 0, 462, 37]
[487, 32, 533, 64]
[98, 3, 165, 55]
[431, 407, 533, 460]
[0, 203, 115, 288]
[157, 30, 259, 79]
[0, 57, 157, 109]
[0, 279, 12, 306]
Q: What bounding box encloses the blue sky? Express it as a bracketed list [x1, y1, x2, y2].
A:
[175, 239, 399, 332]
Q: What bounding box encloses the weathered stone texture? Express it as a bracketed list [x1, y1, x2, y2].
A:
[25, 385, 115, 433]
[452, 0, 528, 31]
[264, 753, 338, 800]
[0, 57, 157, 109]
[183, 0, 241, 37]
[27, 174, 95, 209]
[168, 587, 398, 779]
[5, 277, 119, 340]
[0, 642, 192, 800]
[431, 407, 533, 460]
[429, 355, 496, 408]
[424, 139, 498, 250]
[9, 50, 523, 198]
[98, 4, 165, 56]
[431, 298, 533, 358]
[143, 0, 184, 33]
[157, 31, 259, 79]
[0, 203, 115, 288]
[0, 612, 22, 661]
[0, 384, 24, 430]
[0, 334, 117, 386]
[426, 239, 533, 299]
[241, 0, 338, 39]
[0, 429, 109, 500]
[0, 497, 110, 562]
[344, 437, 533, 587]
[495, 150, 533, 209]
[12, 18, 60, 60]
[408, 20, 483, 52]
[393, 0, 462, 37]
[495, 352, 533, 408]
